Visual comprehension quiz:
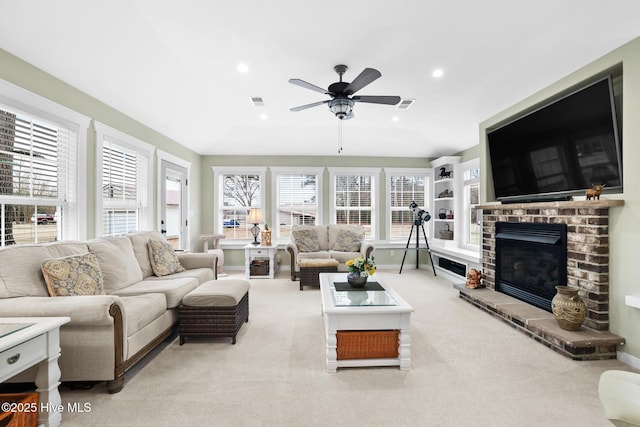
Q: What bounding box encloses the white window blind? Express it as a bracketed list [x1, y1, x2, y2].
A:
[329, 168, 378, 239]
[273, 169, 321, 240]
[95, 122, 153, 237]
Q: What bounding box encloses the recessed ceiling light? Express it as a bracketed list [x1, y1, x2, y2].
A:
[432, 69, 444, 78]
[237, 63, 249, 73]
[392, 116, 400, 122]
[260, 113, 268, 120]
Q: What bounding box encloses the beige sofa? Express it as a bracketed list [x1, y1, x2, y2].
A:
[0, 230, 216, 393]
[286, 224, 374, 280]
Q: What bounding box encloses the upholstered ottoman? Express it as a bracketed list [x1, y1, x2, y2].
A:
[299, 258, 339, 290]
[178, 279, 250, 345]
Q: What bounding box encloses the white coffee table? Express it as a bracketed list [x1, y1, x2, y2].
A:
[0, 317, 70, 427]
[319, 273, 413, 372]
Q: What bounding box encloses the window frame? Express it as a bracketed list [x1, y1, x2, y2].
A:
[95, 121, 154, 237]
[328, 167, 379, 240]
[212, 166, 267, 246]
[385, 168, 431, 243]
[270, 166, 324, 243]
[460, 158, 480, 252]
[0, 79, 89, 243]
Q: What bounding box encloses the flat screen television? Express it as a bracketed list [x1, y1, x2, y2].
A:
[487, 75, 622, 202]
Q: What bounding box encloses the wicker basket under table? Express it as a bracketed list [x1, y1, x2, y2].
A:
[299, 258, 339, 290]
[336, 330, 400, 360]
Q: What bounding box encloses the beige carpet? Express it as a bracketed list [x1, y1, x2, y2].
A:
[59, 269, 633, 426]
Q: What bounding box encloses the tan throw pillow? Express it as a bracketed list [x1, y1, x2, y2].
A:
[333, 231, 363, 252]
[292, 229, 320, 252]
[42, 253, 105, 297]
[147, 239, 186, 276]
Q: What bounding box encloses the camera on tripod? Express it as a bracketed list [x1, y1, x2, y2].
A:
[409, 201, 431, 225]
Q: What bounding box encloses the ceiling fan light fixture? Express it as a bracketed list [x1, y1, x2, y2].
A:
[329, 98, 354, 120]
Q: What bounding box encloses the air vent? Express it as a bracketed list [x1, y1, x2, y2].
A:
[250, 97, 264, 107]
[396, 98, 415, 110]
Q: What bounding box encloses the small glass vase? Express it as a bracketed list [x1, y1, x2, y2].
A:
[347, 272, 368, 288]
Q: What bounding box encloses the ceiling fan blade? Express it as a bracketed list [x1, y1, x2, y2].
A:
[288, 78, 331, 95]
[352, 95, 401, 105]
[290, 100, 330, 112]
[344, 68, 381, 95]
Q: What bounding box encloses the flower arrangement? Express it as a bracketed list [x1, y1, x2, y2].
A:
[346, 257, 376, 277]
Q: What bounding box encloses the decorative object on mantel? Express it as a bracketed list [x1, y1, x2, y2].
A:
[346, 257, 376, 288]
[438, 167, 452, 180]
[552, 285, 587, 331]
[585, 184, 606, 200]
[465, 269, 484, 289]
[261, 224, 272, 247]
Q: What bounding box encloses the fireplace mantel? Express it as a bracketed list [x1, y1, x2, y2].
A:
[477, 199, 624, 210]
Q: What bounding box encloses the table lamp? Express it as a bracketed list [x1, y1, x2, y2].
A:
[247, 207, 265, 245]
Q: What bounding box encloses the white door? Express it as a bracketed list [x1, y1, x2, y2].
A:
[160, 160, 188, 250]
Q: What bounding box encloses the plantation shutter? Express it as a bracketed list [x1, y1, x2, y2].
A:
[0, 105, 77, 245]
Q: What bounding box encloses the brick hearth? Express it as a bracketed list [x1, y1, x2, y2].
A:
[458, 200, 625, 360]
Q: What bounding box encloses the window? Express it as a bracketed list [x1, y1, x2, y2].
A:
[213, 167, 266, 241]
[461, 159, 480, 249]
[271, 167, 323, 241]
[95, 122, 154, 237]
[0, 81, 88, 245]
[386, 169, 430, 241]
[329, 168, 378, 239]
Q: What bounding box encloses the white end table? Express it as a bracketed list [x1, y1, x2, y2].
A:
[244, 244, 278, 279]
[0, 317, 70, 427]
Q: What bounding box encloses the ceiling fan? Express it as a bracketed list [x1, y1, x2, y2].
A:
[289, 65, 401, 120]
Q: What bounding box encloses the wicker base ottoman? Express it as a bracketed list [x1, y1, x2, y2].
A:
[299, 258, 339, 291]
[179, 279, 250, 345]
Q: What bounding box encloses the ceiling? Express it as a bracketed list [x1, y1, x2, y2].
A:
[1, 1, 640, 158]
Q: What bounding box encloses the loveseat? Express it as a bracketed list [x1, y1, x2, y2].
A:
[286, 224, 374, 281]
[0, 231, 217, 393]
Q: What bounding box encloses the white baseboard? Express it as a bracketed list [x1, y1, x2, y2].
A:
[617, 350, 640, 370]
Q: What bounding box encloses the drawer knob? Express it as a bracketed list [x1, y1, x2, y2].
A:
[7, 353, 20, 364]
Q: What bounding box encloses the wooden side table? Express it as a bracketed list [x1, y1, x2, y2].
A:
[0, 317, 70, 427]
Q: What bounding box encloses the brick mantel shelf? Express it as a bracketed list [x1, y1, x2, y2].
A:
[457, 198, 625, 360]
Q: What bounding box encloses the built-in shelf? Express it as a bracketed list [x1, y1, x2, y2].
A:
[625, 295, 640, 309]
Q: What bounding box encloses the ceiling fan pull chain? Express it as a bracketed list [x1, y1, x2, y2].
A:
[338, 120, 343, 154]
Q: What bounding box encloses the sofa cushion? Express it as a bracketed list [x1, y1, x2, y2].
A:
[87, 237, 144, 293]
[292, 228, 321, 252]
[119, 293, 167, 336]
[42, 253, 105, 297]
[328, 224, 364, 251]
[0, 241, 89, 298]
[127, 230, 165, 278]
[113, 277, 199, 309]
[148, 239, 186, 276]
[144, 267, 214, 285]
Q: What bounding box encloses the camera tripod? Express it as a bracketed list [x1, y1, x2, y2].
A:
[399, 219, 436, 276]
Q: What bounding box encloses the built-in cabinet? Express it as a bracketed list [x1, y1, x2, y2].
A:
[431, 156, 459, 246]
[429, 156, 481, 282]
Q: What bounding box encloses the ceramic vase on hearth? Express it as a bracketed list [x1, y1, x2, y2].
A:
[551, 285, 587, 331]
[347, 272, 367, 288]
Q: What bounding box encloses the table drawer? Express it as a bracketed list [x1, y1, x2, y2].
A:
[0, 334, 47, 377]
[248, 249, 269, 257]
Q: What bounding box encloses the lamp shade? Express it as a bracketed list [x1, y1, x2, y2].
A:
[247, 208, 264, 224]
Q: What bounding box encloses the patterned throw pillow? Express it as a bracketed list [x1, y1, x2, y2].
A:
[333, 231, 362, 252]
[147, 239, 186, 276]
[292, 229, 321, 252]
[42, 253, 105, 297]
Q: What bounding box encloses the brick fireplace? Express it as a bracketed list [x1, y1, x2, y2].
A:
[456, 200, 625, 360]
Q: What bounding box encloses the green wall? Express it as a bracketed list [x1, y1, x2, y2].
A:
[0, 48, 203, 249]
[479, 36, 640, 361]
